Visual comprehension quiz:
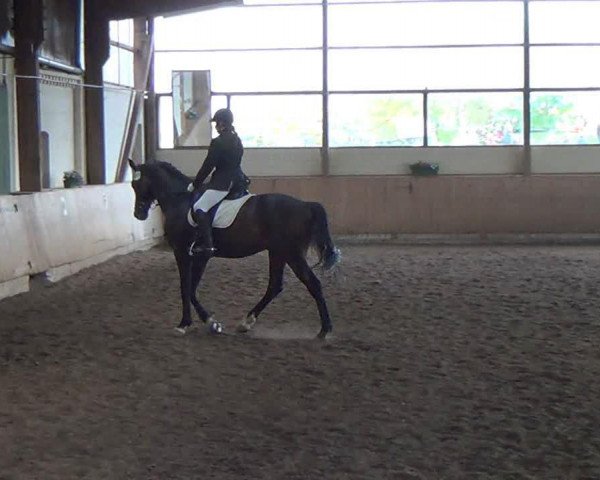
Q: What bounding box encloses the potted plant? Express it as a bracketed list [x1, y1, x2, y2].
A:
[63, 170, 84, 188]
[409, 161, 439, 176]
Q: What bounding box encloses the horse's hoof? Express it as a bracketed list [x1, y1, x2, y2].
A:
[174, 326, 188, 335]
[237, 314, 256, 333]
[316, 329, 330, 340]
[209, 321, 223, 335]
[205, 316, 223, 335]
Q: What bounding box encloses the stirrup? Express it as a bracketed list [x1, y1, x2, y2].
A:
[188, 241, 216, 257]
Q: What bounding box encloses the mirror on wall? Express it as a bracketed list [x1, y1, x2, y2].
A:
[171, 70, 212, 147]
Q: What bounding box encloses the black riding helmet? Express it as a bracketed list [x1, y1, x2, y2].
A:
[211, 108, 234, 125]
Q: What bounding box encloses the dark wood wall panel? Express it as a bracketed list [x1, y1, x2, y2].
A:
[0, 0, 14, 48]
[40, 0, 80, 67]
[97, 0, 237, 20]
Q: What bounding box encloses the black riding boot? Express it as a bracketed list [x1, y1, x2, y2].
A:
[189, 210, 216, 257]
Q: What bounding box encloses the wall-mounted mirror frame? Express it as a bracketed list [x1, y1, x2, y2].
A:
[172, 70, 212, 147]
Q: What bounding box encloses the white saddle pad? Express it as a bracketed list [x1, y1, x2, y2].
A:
[187, 194, 254, 229]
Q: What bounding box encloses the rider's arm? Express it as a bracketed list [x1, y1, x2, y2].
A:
[192, 139, 219, 189]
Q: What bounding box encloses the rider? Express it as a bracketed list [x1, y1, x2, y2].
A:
[188, 107, 248, 256]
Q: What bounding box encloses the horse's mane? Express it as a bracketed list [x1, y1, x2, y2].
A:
[137, 160, 191, 196]
[150, 160, 191, 183]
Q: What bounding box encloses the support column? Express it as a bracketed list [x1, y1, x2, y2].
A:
[143, 18, 157, 162]
[84, 6, 109, 185]
[522, 0, 532, 175]
[14, 0, 43, 192]
[320, 0, 329, 175]
[115, 16, 154, 182]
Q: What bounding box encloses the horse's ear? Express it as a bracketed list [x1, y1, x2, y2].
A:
[128, 158, 138, 170]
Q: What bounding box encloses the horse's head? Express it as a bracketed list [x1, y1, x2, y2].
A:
[129, 159, 155, 220]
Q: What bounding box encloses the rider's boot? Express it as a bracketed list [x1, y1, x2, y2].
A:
[189, 210, 216, 257]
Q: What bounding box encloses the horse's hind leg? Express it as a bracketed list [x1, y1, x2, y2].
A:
[191, 257, 212, 324]
[239, 251, 285, 333]
[287, 254, 332, 339]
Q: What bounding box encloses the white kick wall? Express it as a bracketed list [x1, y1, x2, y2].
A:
[0, 183, 163, 301]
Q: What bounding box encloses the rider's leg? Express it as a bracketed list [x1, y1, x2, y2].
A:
[189, 189, 229, 256]
[190, 210, 214, 256]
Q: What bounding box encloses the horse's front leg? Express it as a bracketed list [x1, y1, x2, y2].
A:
[174, 249, 194, 334]
[191, 256, 212, 324]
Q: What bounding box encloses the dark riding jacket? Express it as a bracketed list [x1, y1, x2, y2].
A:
[192, 130, 246, 192]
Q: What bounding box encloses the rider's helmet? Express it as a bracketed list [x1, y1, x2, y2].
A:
[211, 108, 234, 126]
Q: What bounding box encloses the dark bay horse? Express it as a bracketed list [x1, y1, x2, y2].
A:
[128, 159, 340, 338]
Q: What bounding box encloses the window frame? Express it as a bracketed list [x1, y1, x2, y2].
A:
[152, 0, 600, 150]
[105, 19, 135, 88]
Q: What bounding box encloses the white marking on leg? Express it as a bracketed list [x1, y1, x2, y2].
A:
[237, 313, 256, 333]
[206, 316, 221, 334]
[174, 326, 187, 335]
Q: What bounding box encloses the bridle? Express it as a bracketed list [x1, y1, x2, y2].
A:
[135, 197, 158, 214]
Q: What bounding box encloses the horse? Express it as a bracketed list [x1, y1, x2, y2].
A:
[128, 159, 341, 339]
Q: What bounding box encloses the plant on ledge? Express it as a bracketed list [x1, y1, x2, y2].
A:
[63, 170, 84, 188]
[409, 161, 439, 176]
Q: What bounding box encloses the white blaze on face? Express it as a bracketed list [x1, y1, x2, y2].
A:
[133, 171, 141, 181]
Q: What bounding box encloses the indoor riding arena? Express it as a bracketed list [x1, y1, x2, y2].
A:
[2, 1, 600, 479]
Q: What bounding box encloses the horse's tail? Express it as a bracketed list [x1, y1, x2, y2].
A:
[309, 202, 341, 270]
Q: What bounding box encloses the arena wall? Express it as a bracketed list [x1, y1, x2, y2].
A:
[158, 145, 600, 235]
[0, 184, 163, 301]
[3, 146, 600, 302]
[247, 175, 600, 235]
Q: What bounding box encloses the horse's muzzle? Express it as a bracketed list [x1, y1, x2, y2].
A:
[134, 209, 149, 221]
[134, 201, 150, 220]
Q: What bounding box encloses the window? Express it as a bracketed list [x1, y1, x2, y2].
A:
[329, 2, 522, 47]
[530, 1, 600, 43]
[231, 95, 322, 147]
[530, 92, 600, 145]
[428, 93, 523, 146]
[154, 7, 322, 50]
[329, 94, 423, 147]
[154, 1, 600, 149]
[104, 45, 134, 87]
[109, 19, 134, 47]
[154, 51, 322, 94]
[528, 1, 600, 146]
[158, 95, 174, 149]
[104, 20, 134, 87]
[530, 47, 600, 89]
[329, 47, 523, 91]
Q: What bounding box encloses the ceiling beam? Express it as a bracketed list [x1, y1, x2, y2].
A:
[96, 0, 242, 21]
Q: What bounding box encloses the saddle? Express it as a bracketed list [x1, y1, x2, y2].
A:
[224, 185, 250, 201]
[190, 186, 249, 208]
[190, 176, 251, 225]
